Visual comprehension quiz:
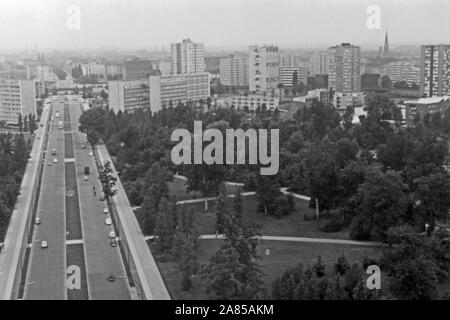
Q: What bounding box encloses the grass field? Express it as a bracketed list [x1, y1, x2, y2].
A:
[153, 239, 382, 300]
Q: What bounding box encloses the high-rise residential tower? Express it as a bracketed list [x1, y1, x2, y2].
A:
[171, 39, 205, 75]
[219, 54, 249, 87]
[248, 44, 280, 93]
[328, 43, 361, 92]
[420, 44, 450, 97]
[309, 51, 329, 75]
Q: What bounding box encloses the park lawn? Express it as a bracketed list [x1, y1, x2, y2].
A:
[153, 239, 382, 300]
[178, 194, 350, 239]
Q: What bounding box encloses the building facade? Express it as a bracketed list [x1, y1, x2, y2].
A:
[0, 79, 36, 125]
[279, 63, 309, 87]
[171, 39, 205, 75]
[219, 54, 249, 87]
[122, 59, 153, 81]
[404, 96, 450, 126]
[309, 51, 329, 75]
[108, 80, 150, 113]
[224, 94, 279, 111]
[420, 44, 450, 97]
[382, 62, 420, 86]
[149, 72, 210, 113]
[328, 43, 361, 92]
[249, 45, 280, 93]
[333, 91, 365, 111]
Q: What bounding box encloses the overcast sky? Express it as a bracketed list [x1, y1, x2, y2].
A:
[0, 0, 449, 51]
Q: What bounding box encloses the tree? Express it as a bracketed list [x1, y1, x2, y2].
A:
[23, 115, 28, 132]
[29, 114, 36, 134]
[154, 198, 175, 254]
[390, 256, 439, 300]
[415, 173, 450, 229]
[98, 161, 117, 200]
[86, 128, 100, 146]
[17, 114, 23, 132]
[349, 169, 408, 241]
[215, 183, 228, 233]
[255, 175, 282, 215]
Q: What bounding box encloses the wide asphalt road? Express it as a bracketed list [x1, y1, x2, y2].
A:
[24, 95, 131, 300]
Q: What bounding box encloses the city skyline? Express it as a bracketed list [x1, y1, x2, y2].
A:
[0, 0, 450, 51]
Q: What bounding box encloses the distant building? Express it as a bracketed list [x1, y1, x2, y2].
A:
[249, 44, 280, 93]
[361, 74, 381, 89]
[293, 88, 330, 106]
[420, 44, 450, 97]
[122, 59, 153, 81]
[404, 96, 450, 126]
[171, 39, 205, 75]
[108, 79, 150, 113]
[307, 74, 328, 89]
[328, 43, 361, 92]
[224, 94, 279, 111]
[105, 64, 122, 77]
[279, 54, 301, 68]
[279, 64, 309, 87]
[333, 91, 365, 111]
[80, 63, 106, 78]
[149, 72, 210, 113]
[219, 54, 249, 87]
[0, 79, 36, 124]
[309, 51, 329, 75]
[382, 62, 420, 86]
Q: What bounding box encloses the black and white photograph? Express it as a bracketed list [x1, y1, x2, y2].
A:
[0, 0, 448, 313]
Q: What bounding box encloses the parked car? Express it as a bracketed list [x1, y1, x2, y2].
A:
[108, 231, 116, 239]
[41, 240, 48, 249]
[53, 158, 58, 163]
[105, 218, 112, 225]
[35, 217, 41, 225]
[83, 176, 88, 181]
[110, 239, 117, 247]
[103, 207, 109, 214]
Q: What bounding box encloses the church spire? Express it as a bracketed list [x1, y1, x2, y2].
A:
[383, 29, 389, 57]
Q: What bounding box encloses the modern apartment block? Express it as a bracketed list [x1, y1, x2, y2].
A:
[249, 45, 280, 93]
[309, 51, 329, 75]
[383, 61, 420, 86]
[279, 54, 301, 68]
[328, 43, 361, 92]
[122, 58, 153, 81]
[333, 91, 365, 111]
[293, 88, 330, 106]
[420, 44, 450, 97]
[219, 54, 249, 87]
[171, 39, 205, 75]
[224, 94, 279, 111]
[0, 79, 36, 125]
[149, 72, 210, 113]
[279, 64, 310, 87]
[108, 80, 150, 113]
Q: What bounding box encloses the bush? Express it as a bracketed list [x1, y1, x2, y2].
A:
[304, 212, 317, 221]
[319, 216, 343, 232]
[349, 214, 372, 240]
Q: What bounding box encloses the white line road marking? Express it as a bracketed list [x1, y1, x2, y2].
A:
[66, 239, 83, 245]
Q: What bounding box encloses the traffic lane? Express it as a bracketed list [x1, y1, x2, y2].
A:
[71, 103, 131, 300]
[66, 244, 89, 300]
[65, 162, 82, 240]
[24, 110, 66, 300]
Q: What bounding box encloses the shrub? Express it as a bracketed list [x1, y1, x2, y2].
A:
[319, 217, 343, 232]
[303, 212, 317, 221]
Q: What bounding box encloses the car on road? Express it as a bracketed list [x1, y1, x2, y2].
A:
[53, 158, 58, 163]
[83, 176, 89, 181]
[108, 231, 116, 239]
[48, 162, 52, 166]
[99, 193, 105, 201]
[110, 239, 117, 247]
[105, 218, 112, 225]
[41, 240, 48, 249]
[35, 217, 41, 225]
[89, 151, 93, 156]
[103, 207, 109, 214]
[107, 273, 115, 282]
[81, 144, 86, 149]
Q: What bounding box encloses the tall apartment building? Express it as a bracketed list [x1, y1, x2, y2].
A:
[309, 51, 329, 75]
[328, 43, 361, 92]
[149, 72, 210, 113]
[122, 59, 153, 81]
[108, 80, 150, 113]
[219, 54, 249, 87]
[420, 44, 450, 97]
[249, 45, 280, 93]
[0, 79, 36, 125]
[279, 54, 301, 68]
[171, 39, 205, 75]
[383, 62, 420, 86]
